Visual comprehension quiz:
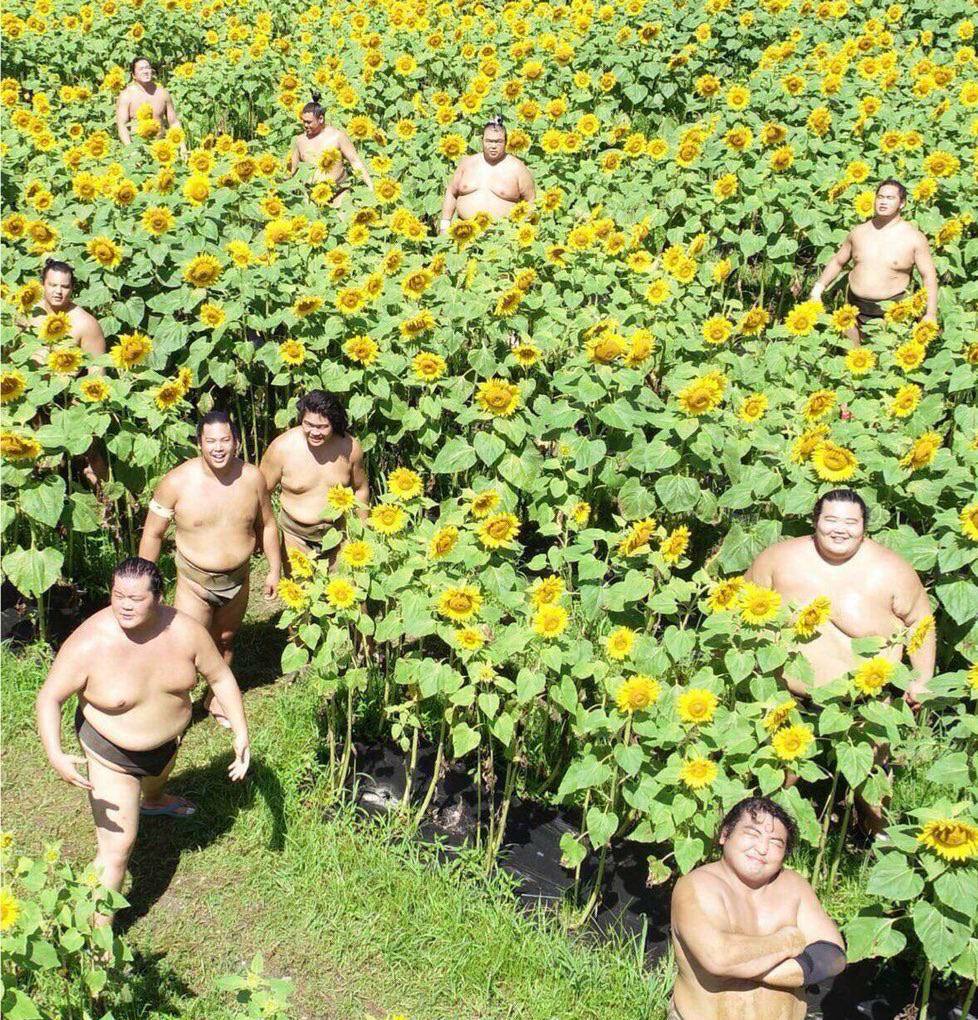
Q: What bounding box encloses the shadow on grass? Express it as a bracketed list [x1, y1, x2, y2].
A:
[116, 756, 286, 935]
[234, 618, 289, 694]
[121, 948, 196, 1018]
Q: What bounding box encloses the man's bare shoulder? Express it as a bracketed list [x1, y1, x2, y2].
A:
[239, 461, 267, 486]
[161, 457, 199, 485]
[674, 862, 727, 901]
[506, 154, 530, 172]
[167, 606, 209, 645]
[68, 607, 116, 645]
[863, 538, 920, 580]
[71, 305, 101, 330]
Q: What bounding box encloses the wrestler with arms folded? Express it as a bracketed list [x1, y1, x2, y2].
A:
[670, 797, 846, 1020]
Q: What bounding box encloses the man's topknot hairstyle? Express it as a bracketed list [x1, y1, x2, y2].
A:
[41, 258, 74, 284]
[302, 92, 326, 119]
[112, 556, 164, 598]
[295, 390, 348, 437]
[717, 796, 798, 857]
[484, 113, 507, 138]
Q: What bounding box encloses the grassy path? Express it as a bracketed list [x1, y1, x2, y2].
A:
[1, 586, 668, 1020]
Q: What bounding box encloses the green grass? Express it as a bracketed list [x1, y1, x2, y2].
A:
[1, 592, 670, 1020]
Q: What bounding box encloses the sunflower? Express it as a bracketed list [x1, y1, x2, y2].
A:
[739, 394, 769, 423]
[605, 626, 636, 661]
[917, 819, 978, 862]
[853, 657, 894, 696]
[802, 389, 837, 421]
[183, 175, 210, 205]
[660, 525, 690, 564]
[762, 699, 796, 732]
[795, 596, 831, 638]
[701, 316, 733, 347]
[960, 504, 978, 543]
[533, 603, 569, 639]
[277, 578, 310, 610]
[369, 503, 407, 535]
[678, 372, 726, 415]
[645, 278, 671, 304]
[570, 501, 590, 525]
[428, 525, 459, 559]
[341, 541, 372, 569]
[530, 575, 565, 607]
[344, 334, 378, 365]
[511, 342, 541, 367]
[199, 303, 225, 329]
[287, 548, 314, 578]
[279, 339, 307, 366]
[738, 308, 769, 336]
[845, 347, 876, 374]
[812, 442, 859, 482]
[706, 577, 743, 612]
[478, 512, 520, 549]
[183, 254, 222, 288]
[141, 206, 174, 235]
[387, 468, 422, 501]
[39, 312, 71, 343]
[616, 674, 661, 714]
[336, 287, 367, 315]
[154, 380, 183, 411]
[1, 888, 20, 932]
[86, 236, 122, 268]
[110, 332, 152, 370]
[678, 688, 718, 725]
[292, 295, 324, 317]
[886, 384, 921, 418]
[907, 615, 934, 654]
[771, 724, 814, 761]
[0, 370, 27, 404]
[738, 583, 782, 626]
[326, 578, 357, 610]
[436, 584, 482, 622]
[678, 756, 718, 790]
[77, 377, 110, 402]
[454, 627, 485, 652]
[48, 348, 85, 384]
[327, 486, 355, 513]
[900, 432, 942, 471]
[893, 340, 927, 373]
[475, 378, 521, 418]
[0, 430, 43, 461]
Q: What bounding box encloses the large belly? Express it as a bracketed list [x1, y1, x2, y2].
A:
[456, 188, 517, 220]
[848, 263, 911, 301]
[82, 692, 192, 751]
[175, 519, 256, 572]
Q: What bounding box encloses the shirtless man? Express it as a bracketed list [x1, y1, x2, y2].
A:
[115, 56, 182, 146]
[746, 489, 936, 834]
[671, 797, 846, 1020]
[746, 489, 935, 703]
[27, 259, 106, 364]
[439, 114, 535, 231]
[810, 179, 938, 345]
[139, 411, 281, 721]
[36, 557, 249, 924]
[260, 390, 368, 558]
[288, 93, 373, 205]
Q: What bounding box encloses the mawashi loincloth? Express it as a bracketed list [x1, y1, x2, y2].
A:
[174, 547, 248, 608]
[847, 286, 906, 328]
[279, 505, 333, 546]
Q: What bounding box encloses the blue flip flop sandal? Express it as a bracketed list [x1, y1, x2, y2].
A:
[140, 796, 196, 818]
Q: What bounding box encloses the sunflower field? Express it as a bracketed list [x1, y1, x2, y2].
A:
[2, 0, 978, 1006]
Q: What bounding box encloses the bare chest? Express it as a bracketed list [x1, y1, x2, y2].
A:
[459, 161, 520, 199]
[126, 89, 167, 118]
[174, 479, 258, 531]
[851, 233, 915, 272]
[298, 133, 341, 162]
[84, 644, 196, 710]
[281, 451, 351, 494]
[775, 566, 896, 637]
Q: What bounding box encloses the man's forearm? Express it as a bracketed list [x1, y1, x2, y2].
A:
[709, 927, 804, 980]
[759, 957, 806, 989]
[924, 274, 938, 319]
[207, 672, 248, 738]
[137, 529, 164, 562]
[262, 522, 281, 576]
[37, 696, 64, 764]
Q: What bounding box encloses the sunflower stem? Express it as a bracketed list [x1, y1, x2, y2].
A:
[812, 767, 841, 887]
[413, 715, 446, 828]
[827, 788, 853, 888]
[919, 960, 933, 1020]
[959, 977, 976, 1020]
[402, 723, 419, 811]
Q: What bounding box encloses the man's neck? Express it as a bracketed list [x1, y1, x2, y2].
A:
[43, 298, 74, 314]
[871, 212, 900, 229]
[812, 534, 862, 566]
[200, 457, 240, 483]
[718, 857, 779, 893]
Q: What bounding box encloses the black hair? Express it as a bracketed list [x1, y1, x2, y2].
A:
[876, 178, 907, 202]
[41, 258, 74, 284]
[302, 92, 326, 119]
[813, 488, 868, 528]
[196, 409, 241, 443]
[112, 556, 163, 598]
[130, 56, 152, 75]
[717, 797, 798, 857]
[484, 113, 507, 138]
[295, 390, 348, 436]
